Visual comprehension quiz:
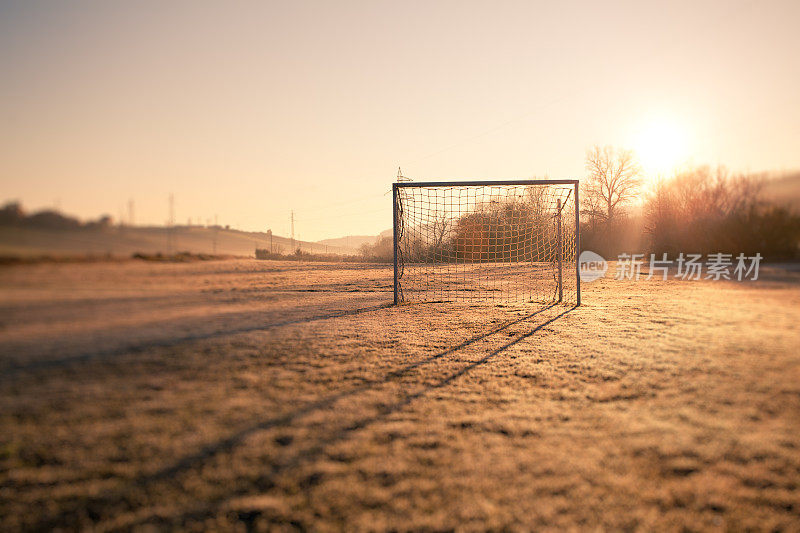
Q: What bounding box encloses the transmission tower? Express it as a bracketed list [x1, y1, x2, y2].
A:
[397, 166, 412, 182]
[166, 194, 175, 254]
[212, 214, 218, 254]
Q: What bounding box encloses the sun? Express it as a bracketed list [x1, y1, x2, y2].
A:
[633, 119, 689, 176]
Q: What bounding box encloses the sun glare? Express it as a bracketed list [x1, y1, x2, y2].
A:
[634, 119, 689, 176]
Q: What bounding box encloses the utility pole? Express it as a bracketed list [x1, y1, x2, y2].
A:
[127, 199, 134, 226]
[212, 214, 218, 254]
[290, 210, 295, 253]
[167, 194, 175, 254]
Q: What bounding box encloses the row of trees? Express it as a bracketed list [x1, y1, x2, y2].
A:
[380, 146, 798, 262]
[359, 148, 800, 264]
[0, 202, 113, 230]
[380, 189, 563, 264]
[645, 167, 799, 257]
[581, 146, 800, 259]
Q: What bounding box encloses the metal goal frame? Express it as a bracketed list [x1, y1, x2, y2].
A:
[392, 179, 581, 306]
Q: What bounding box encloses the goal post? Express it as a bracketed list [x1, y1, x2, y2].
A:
[393, 179, 580, 306]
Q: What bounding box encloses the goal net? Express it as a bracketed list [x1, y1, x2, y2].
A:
[393, 180, 580, 305]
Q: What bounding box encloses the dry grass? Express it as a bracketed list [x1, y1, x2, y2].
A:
[1, 260, 799, 531]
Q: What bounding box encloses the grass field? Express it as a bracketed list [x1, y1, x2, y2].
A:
[1, 259, 799, 530]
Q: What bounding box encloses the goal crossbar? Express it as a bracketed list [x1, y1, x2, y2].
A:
[393, 179, 581, 306]
[395, 179, 580, 188]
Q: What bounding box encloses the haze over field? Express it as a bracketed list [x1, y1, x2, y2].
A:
[2, 260, 799, 530]
[2, 2, 800, 530]
[2, 1, 800, 240]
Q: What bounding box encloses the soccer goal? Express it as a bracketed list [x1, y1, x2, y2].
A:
[393, 180, 580, 305]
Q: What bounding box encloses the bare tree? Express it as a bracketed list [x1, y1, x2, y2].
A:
[584, 145, 642, 221]
[431, 211, 450, 250]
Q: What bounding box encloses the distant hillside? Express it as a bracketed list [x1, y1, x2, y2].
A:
[0, 225, 354, 258]
[763, 171, 800, 210]
[316, 235, 377, 250]
[0, 201, 371, 258]
[317, 229, 392, 250]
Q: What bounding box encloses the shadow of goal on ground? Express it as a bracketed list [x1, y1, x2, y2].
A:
[68, 304, 575, 529]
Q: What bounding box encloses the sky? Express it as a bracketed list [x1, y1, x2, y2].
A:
[1, 0, 799, 241]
